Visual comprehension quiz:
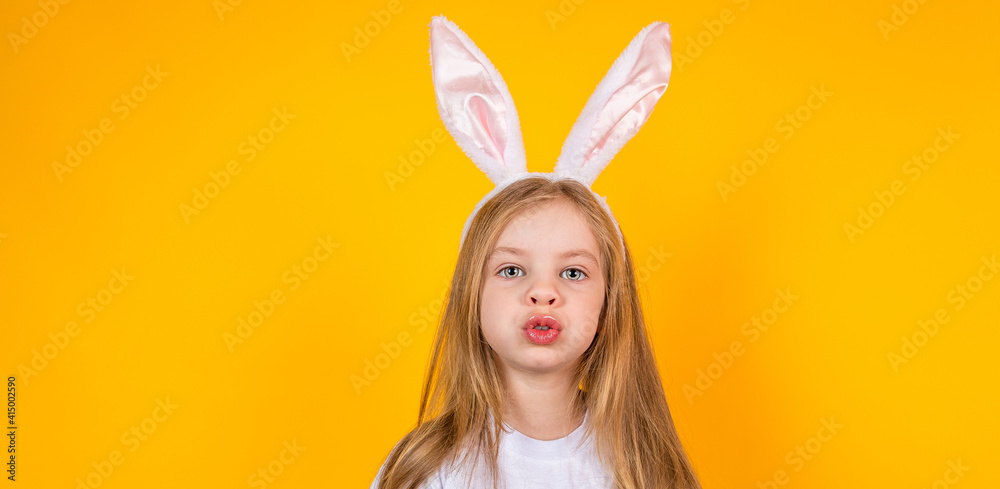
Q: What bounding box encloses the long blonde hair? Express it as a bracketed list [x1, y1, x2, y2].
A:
[378, 177, 701, 489]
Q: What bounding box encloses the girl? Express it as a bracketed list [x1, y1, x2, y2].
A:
[372, 16, 701, 488]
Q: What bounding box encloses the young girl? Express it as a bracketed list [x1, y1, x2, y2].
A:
[371, 16, 701, 488]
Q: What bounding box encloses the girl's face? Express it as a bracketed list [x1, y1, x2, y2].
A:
[480, 198, 606, 376]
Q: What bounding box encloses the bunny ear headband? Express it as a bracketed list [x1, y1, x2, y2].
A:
[429, 15, 672, 252]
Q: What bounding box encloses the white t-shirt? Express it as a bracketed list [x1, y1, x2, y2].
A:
[370, 413, 612, 488]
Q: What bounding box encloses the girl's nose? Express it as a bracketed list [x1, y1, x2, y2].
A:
[529, 282, 558, 305]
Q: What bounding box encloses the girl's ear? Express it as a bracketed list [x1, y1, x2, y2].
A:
[554, 22, 672, 186]
[429, 16, 529, 186]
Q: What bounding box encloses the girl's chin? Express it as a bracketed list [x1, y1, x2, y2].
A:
[506, 353, 579, 376]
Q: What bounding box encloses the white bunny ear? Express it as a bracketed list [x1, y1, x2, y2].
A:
[429, 16, 528, 186]
[554, 22, 672, 186]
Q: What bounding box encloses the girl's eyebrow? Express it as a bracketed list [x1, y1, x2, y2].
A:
[491, 246, 599, 265]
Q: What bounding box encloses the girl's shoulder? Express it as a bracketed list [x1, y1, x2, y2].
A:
[370, 430, 454, 489]
[370, 459, 448, 489]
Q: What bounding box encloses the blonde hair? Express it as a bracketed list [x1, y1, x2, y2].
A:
[378, 177, 701, 489]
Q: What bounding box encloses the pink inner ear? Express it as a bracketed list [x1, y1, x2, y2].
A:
[468, 94, 507, 164]
[584, 26, 671, 163]
[431, 20, 510, 168]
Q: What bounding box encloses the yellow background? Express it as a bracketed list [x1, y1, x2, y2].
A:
[2, 0, 998, 487]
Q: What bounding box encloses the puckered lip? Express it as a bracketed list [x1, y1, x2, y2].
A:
[522, 313, 562, 331]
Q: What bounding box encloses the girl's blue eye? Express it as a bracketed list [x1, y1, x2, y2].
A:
[497, 266, 587, 280]
[499, 266, 523, 278]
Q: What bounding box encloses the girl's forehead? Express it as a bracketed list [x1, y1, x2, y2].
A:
[490, 201, 601, 262]
[490, 244, 601, 269]
[503, 199, 585, 231]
